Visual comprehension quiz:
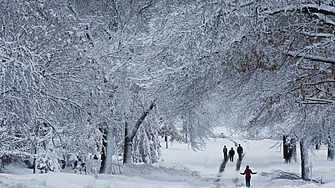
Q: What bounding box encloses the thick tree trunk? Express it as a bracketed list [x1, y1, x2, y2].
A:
[300, 140, 310, 181]
[104, 127, 114, 173]
[123, 102, 155, 164]
[291, 138, 297, 162]
[123, 122, 132, 164]
[123, 137, 132, 164]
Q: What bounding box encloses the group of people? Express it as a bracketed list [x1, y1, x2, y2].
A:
[222, 144, 244, 162]
[222, 144, 257, 187]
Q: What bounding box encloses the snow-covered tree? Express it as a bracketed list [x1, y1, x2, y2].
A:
[0, 0, 106, 173]
[227, 0, 335, 180]
[3, 0, 335, 181]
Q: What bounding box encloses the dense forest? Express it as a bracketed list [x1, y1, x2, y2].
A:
[0, 0, 334, 180]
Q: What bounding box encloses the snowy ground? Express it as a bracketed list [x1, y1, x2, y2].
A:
[1, 131, 335, 188]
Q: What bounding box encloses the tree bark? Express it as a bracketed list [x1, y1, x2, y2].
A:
[123, 122, 132, 164]
[327, 133, 334, 161]
[99, 128, 107, 173]
[105, 127, 114, 173]
[300, 140, 310, 181]
[291, 138, 297, 162]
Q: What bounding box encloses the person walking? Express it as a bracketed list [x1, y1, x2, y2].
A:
[223, 145, 228, 160]
[73, 160, 78, 170]
[237, 144, 243, 160]
[240, 165, 257, 187]
[228, 147, 235, 162]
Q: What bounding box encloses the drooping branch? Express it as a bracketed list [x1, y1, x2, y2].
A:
[129, 101, 156, 141]
[123, 101, 156, 164]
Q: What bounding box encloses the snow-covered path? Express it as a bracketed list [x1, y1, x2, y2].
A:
[1, 135, 335, 188]
[161, 135, 335, 188]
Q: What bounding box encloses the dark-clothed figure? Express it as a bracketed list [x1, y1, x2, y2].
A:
[240, 165, 257, 187]
[73, 160, 78, 170]
[223, 145, 228, 160]
[228, 147, 235, 162]
[237, 144, 243, 160]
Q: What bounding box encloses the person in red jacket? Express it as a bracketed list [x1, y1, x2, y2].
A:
[240, 165, 257, 187]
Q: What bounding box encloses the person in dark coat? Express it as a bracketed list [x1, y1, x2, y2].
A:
[240, 165, 257, 187]
[222, 145, 228, 160]
[73, 160, 78, 170]
[228, 147, 235, 162]
[237, 144, 243, 160]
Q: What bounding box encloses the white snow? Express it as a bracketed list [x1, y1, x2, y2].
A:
[1, 129, 335, 188]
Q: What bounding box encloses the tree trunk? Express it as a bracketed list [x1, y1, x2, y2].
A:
[123, 122, 132, 164]
[327, 133, 334, 161]
[99, 128, 107, 173]
[183, 118, 188, 143]
[100, 128, 114, 174]
[165, 135, 168, 149]
[283, 135, 287, 159]
[315, 144, 320, 150]
[327, 144, 334, 161]
[33, 148, 37, 174]
[300, 140, 309, 181]
[104, 127, 114, 173]
[123, 102, 155, 164]
[291, 138, 297, 162]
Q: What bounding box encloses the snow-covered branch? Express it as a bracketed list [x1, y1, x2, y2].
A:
[267, 4, 335, 16]
[296, 98, 334, 104]
[129, 101, 156, 141]
[288, 51, 335, 64]
[301, 32, 334, 38]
